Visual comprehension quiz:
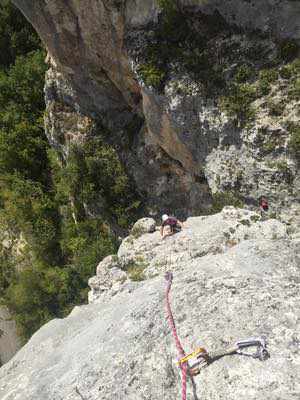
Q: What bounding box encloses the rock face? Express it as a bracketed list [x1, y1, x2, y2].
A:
[89, 207, 292, 301]
[130, 217, 156, 236]
[1, 207, 299, 399]
[0, 307, 21, 366]
[12, 0, 300, 220]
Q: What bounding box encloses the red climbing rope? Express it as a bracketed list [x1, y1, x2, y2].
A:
[165, 271, 188, 400]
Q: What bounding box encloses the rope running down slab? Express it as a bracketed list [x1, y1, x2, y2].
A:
[165, 271, 188, 400]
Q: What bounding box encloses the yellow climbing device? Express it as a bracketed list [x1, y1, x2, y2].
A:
[177, 347, 207, 365]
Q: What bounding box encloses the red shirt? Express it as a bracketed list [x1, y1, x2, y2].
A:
[260, 200, 268, 210]
[162, 217, 178, 227]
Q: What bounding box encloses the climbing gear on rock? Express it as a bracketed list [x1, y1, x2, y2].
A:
[179, 336, 269, 375]
[164, 271, 270, 398]
[177, 347, 207, 366]
[235, 336, 269, 360]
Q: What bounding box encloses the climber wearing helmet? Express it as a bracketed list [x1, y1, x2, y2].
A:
[160, 214, 183, 239]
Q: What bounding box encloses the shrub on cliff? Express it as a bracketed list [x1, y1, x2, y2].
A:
[209, 191, 244, 214]
[51, 138, 141, 229]
[219, 83, 257, 126]
[288, 123, 300, 161]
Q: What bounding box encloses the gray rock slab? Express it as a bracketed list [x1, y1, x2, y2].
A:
[0, 209, 299, 399]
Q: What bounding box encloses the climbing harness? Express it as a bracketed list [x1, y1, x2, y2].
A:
[164, 271, 270, 397]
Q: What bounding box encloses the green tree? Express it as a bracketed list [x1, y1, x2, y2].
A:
[0, 50, 49, 183]
[0, 0, 40, 68]
[5, 263, 76, 339]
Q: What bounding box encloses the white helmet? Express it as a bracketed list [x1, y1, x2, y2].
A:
[162, 214, 169, 222]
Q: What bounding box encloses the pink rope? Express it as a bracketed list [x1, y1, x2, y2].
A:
[165, 271, 188, 400]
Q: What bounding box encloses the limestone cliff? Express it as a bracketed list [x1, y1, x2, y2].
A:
[11, 0, 300, 223]
[0, 207, 299, 399]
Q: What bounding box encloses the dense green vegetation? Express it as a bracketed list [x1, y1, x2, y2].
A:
[0, 0, 40, 68]
[0, 1, 141, 340]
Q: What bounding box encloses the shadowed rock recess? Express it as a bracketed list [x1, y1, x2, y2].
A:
[12, 0, 300, 220]
[0, 207, 299, 399]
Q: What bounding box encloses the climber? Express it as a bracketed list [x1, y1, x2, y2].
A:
[259, 196, 269, 218]
[160, 214, 183, 239]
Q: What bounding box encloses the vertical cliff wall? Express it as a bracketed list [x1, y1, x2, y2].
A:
[12, 0, 300, 220]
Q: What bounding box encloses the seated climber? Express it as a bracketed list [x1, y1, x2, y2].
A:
[160, 214, 183, 239]
[259, 196, 269, 218]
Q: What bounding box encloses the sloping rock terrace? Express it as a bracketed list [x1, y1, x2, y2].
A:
[0, 207, 299, 399]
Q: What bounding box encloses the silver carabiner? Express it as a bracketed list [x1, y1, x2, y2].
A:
[235, 336, 269, 361]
